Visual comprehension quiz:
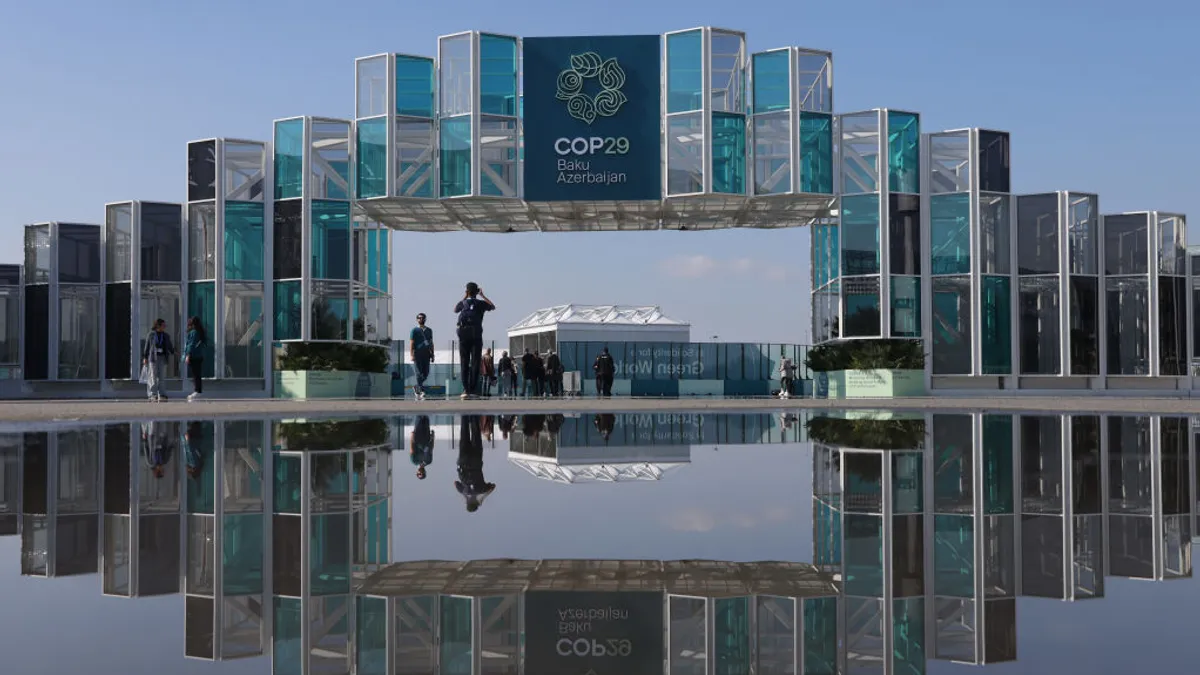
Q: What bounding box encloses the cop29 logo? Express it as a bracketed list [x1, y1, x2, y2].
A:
[555, 52, 628, 125]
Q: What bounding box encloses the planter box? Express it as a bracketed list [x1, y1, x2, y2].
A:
[274, 371, 390, 399]
[814, 369, 926, 399]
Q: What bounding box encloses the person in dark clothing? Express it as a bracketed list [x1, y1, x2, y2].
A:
[183, 421, 205, 479]
[593, 347, 616, 397]
[455, 415, 495, 512]
[481, 348, 496, 397]
[453, 283, 495, 399]
[183, 316, 207, 401]
[531, 352, 546, 397]
[521, 414, 546, 439]
[410, 415, 434, 480]
[545, 349, 563, 397]
[497, 414, 516, 439]
[520, 348, 535, 397]
[141, 420, 174, 479]
[409, 313, 434, 400]
[497, 351, 516, 398]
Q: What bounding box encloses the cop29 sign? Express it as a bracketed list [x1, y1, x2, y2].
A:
[523, 35, 662, 202]
[523, 590, 664, 675]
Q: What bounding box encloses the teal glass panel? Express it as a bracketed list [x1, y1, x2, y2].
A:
[367, 229, 379, 289]
[439, 116, 471, 197]
[812, 225, 828, 287]
[800, 112, 834, 194]
[893, 453, 924, 513]
[981, 275, 1012, 374]
[892, 597, 926, 675]
[983, 415, 1014, 513]
[224, 201, 264, 280]
[440, 595, 473, 675]
[891, 276, 921, 338]
[752, 51, 790, 113]
[273, 281, 302, 341]
[273, 453, 301, 514]
[934, 514, 974, 597]
[185, 423, 215, 513]
[829, 224, 840, 280]
[803, 597, 838, 675]
[187, 282, 216, 377]
[311, 200, 351, 279]
[931, 193, 971, 275]
[357, 597, 389, 675]
[887, 111, 920, 194]
[274, 119, 304, 200]
[814, 500, 842, 566]
[273, 597, 303, 675]
[311, 513, 351, 595]
[222, 514, 264, 594]
[480, 34, 518, 116]
[841, 194, 881, 275]
[714, 597, 751, 675]
[367, 500, 389, 564]
[667, 30, 704, 112]
[844, 514, 884, 596]
[395, 55, 435, 117]
[843, 276, 881, 338]
[379, 230, 389, 292]
[356, 118, 387, 199]
[712, 112, 746, 194]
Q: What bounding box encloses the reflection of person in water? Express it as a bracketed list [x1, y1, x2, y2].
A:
[455, 415, 495, 513]
[521, 414, 545, 438]
[410, 415, 434, 480]
[594, 413, 615, 442]
[142, 420, 174, 479]
[546, 414, 564, 436]
[497, 415, 515, 440]
[480, 414, 495, 443]
[183, 421, 205, 478]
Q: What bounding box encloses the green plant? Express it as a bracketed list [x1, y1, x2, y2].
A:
[275, 418, 389, 451]
[804, 339, 924, 372]
[276, 342, 390, 373]
[806, 415, 926, 450]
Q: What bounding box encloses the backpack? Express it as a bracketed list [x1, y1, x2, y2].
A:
[457, 298, 479, 328]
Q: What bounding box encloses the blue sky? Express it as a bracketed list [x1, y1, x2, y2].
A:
[1, 0, 1196, 345]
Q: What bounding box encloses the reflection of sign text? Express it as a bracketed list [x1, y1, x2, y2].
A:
[525, 591, 663, 675]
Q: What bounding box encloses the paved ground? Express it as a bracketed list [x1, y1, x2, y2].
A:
[1, 394, 1198, 424]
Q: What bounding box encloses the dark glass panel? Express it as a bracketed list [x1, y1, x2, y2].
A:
[0, 265, 20, 285]
[140, 202, 182, 282]
[273, 514, 302, 597]
[1161, 417, 1189, 515]
[187, 141, 217, 202]
[1104, 213, 1149, 276]
[932, 276, 971, 375]
[105, 284, 132, 380]
[24, 285, 49, 380]
[1020, 416, 1063, 514]
[1016, 194, 1059, 275]
[1068, 276, 1099, 375]
[1019, 277, 1061, 375]
[1071, 416, 1102, 514]
[58, 223, 102, 284]
[893, 514, 925, 597]
[103, 425, 132, 513]
[273, 200, 303, 280]
[1021, 515, 1064, 597]
[888, 194, 920, 275]
[977, 131, 1010, 193]
[1159, 276, 1188, 376]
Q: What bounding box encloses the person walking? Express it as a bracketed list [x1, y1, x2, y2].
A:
[545, 349, 563, 397]
[497, 350, 516, 398]
[141, 318, 176, 402]
[410, 313, 434, 400]
[183, 316, 207, 402]
[453, 282, 495, 399]
[593, 346, 615, 397]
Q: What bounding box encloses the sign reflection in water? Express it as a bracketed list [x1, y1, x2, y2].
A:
[0, 411, 1196, 674]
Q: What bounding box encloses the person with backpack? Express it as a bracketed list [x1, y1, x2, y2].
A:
[453, 282, 495, 399]
[593, 347, 615, 397]
[141, 318, 176, 402]
[183, 316, 207, 402]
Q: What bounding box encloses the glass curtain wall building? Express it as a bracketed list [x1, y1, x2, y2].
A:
[0, 265, 21, 383]
[102, 201, 185, 385]
[22, 223, 103, 387]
